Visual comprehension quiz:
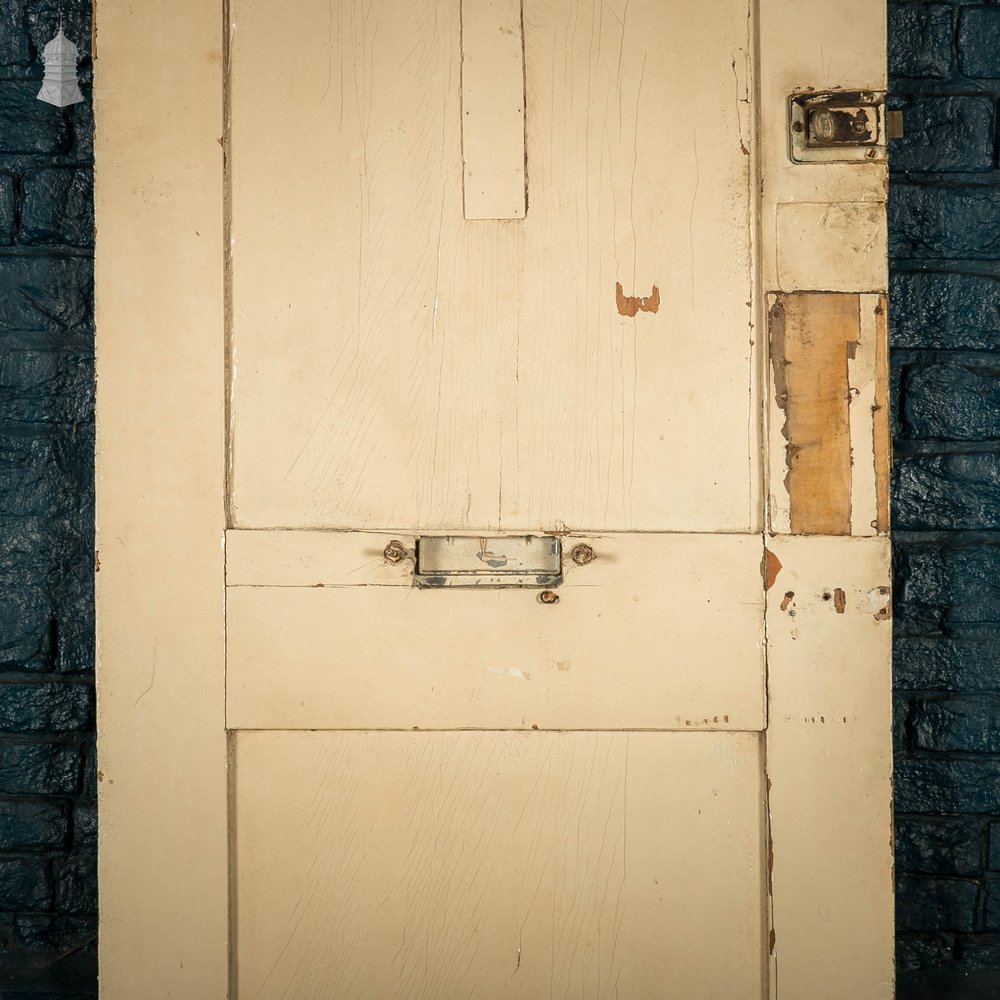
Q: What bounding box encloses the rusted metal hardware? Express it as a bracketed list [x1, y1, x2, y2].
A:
[789, 91, 887, 163]
[383, 539, 408, 564]
[538, 590, 560, 605]
[570, 543, 595, 566]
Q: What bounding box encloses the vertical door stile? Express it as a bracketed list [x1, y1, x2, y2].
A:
[95, 0, 230, 996]
[760, 0, 893, 994]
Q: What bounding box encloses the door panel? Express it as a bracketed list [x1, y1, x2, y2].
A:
[232, 730, 766, 1000]
[228, 0, 759, 533]
[225, 531, 765, 730]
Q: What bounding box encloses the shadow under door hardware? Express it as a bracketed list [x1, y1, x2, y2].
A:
[414, 536, 562, 589]
[789, 91, 886, 163]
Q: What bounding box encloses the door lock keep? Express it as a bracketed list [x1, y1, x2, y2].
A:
[789, 91, 888, 163]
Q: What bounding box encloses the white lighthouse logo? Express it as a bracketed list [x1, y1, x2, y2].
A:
[37, 22, 84, 108]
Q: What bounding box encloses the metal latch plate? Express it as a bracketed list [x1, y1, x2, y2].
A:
[415, 536, 562, 588]
[789, 91, 886, 163]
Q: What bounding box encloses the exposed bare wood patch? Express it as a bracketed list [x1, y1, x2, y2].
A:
[761, 548, 782, 590]
[833, 588, 846, 614]
[873, 296, 890, 533]
[616, 281, 661, 317]
[770, 293, 860, 535]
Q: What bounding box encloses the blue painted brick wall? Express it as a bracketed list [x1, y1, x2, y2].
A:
[0, 0, 95, 993]
[891, 0, 1000, 982]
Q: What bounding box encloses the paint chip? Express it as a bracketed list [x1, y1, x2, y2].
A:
[761, 549, 782, 590]
[833, 588, 846, 614]
[616, 282, 660, 317]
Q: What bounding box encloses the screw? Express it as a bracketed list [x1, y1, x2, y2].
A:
[538, 590, 560, 605]
[792, 120, 804, 133]
[383, 540, 407, 564]
[571, 543, 595, 566]
[852, 119, 867, 134]
[865, 148, 878, 159]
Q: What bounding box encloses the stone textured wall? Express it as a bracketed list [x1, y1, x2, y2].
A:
[890, 0, 1000, 982]
[0, 0, 96, 994]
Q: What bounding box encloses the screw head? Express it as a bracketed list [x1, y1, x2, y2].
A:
[864, 147, 878, 159]
[383, 540, 407, 564]
[538, 589, 560, 605]
[792, 120, 805, 133]
[571, 543, 595, 566]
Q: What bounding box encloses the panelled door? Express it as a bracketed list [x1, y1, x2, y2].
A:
[95, 0, 893, 996]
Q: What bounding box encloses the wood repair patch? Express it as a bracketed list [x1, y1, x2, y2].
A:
[769, 292, 857, 535]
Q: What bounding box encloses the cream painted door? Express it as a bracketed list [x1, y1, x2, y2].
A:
[94, 0, 893, 997]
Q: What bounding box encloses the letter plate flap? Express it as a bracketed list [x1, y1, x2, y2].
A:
[415, 536, 562, 588]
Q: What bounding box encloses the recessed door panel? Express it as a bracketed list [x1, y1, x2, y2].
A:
[232, 730, 765, 999]
[228, 0, 758, 533]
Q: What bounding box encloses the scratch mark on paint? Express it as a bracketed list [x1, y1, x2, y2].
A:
[132, 638, 159, 708]
[731, 55, 750, 155]
[487, 666, 531, 680]
[615, 282, 660, 317]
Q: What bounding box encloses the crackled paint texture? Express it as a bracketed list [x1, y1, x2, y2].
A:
[0, 0, 96, 995]
[890, 0, 1000, 992]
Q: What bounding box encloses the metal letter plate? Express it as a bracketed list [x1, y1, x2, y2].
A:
[415, 536, 562, 588]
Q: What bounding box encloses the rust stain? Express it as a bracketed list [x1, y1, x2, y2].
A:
[833, 588, 846, 614]
[769, 928, 776, 955]
[780, 591, 794, 612]
[761, 549, 782, 591]
[615, 282, 660, 317]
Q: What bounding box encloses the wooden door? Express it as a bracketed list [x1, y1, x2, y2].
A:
[94, 0, 893, 996]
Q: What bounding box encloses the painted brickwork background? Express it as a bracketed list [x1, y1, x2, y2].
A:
[0, 0, 96, 996]
[890, 0, 1000, 991]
